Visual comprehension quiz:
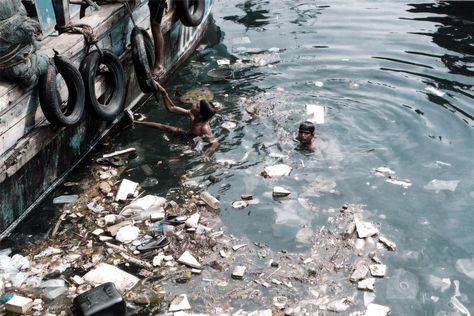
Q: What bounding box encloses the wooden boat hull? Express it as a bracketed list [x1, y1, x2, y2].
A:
[0, 0, 214, 238]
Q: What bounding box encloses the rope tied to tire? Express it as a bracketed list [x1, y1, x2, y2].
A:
[55, 23, 98, 46]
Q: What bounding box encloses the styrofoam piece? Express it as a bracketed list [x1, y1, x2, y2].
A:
[83, 263, 139, 292]
[115, 179, 138, 201]
[120, 195, 166, 217]
[305, 104, 325, 124]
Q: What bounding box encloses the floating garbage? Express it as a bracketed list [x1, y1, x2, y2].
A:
[372, 167, 395, 176]
[385, 177, 412, 188]
[216, 58, 230, 66]
[326, 298, 351, 312]
[52, 195, 78, 204]
[115, 179, 138, 201]
[73, 282, 125, 316]
[120, 195, 166, 217]
[425, 86, 445, 97]
[115, 225, 139, 243]
[365, 303, 390, 316]
[232, 200, 248, 209]
[83, 263, 139, 292]
[358, 277, 375, 291]
[103, 147, 136, 159]
[261, 164, 292, 178]
[306, 104, 325, 124]
[424, 179, 460, 193]
[232, 266, 246, 279]
[177, 251, 201, 268]
[355, 218, 378, 238]
[200, 191, 220, 209]
[169, 294, 191, 312]
[207, 67, 234, 79]
[179, 87, 214, 104]
[455, 258, 474, 279]
[221, 121, 237, 130]
[273, 186, 291, 198]
[5, 295, 33, 314]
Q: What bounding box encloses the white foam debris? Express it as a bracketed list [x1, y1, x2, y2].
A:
[385, 178, 412, 188]
[169, 294, 191, 312]
[115, 179, 138, 201]
[262, 164, 292, 177]
[177, 251, 201, 268]
[355, 219, 379, 238]
[455, 258, 474, 279]
[365, 303, 390, 316]
[372, 167, 396, 176]
[425, 86, 445, 97]
[424, 179, 460, 193]
[306, 104, 325, 124]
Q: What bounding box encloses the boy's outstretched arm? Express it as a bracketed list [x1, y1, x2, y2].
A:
[201, 127, 219, 161]
[156, 82, 189, 116]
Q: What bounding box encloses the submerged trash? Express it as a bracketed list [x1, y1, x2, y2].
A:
[83, 263, 139, 292]
[261, 164, 292, 178]
[221, 121, 237, 130]
[169, 294, 191, 312]
[272, 186, 291, 198]
[5, 295, 33, 314]
[73, 282, 125, 316]
[120, 195, 166, 217]
[232, 266, 247, 279]
[200, 191, 220, 209]
[207, 66, 234, 79]
[178, 251, 201, 268]
[115, 179, 138, 201]
[306, 104, 325, 124]
[52, 195, 78, 204]
[365, 303, 391, 316]
[455, 258, 474, 280]
[232, 200, 248, 209]
[103, 148, 136, 159]
[179, 87, 214, 104]
[424, 179, 460, 193]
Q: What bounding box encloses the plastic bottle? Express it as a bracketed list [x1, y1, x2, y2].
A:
[200, 191, 220, 209]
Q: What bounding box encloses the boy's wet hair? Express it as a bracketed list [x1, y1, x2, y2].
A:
[299, 121, 315, 134]
[199, 99, 216, 121]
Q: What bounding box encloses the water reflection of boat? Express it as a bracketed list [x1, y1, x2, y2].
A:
[0, 0, 213, 238]
[406, 2, 474, 76]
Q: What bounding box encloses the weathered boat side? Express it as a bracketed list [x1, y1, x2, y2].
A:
[0, 0, 213, 238]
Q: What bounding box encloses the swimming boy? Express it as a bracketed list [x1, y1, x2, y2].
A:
[127, 83, 219, 161]
[297, 121, 318, 152]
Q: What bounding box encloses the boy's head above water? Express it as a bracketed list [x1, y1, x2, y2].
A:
[192, 99, 216, 121]
[298, 121, 315, 144]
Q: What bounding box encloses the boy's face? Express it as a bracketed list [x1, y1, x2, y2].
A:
[298, 130, 313, 144]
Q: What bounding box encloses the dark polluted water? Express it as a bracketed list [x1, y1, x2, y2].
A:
[5, 0, 474, 315]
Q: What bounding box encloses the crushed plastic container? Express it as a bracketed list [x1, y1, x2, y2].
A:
[72, 282, 125, 316]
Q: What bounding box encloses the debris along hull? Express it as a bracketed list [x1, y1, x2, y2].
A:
[0, 0, 213, 238]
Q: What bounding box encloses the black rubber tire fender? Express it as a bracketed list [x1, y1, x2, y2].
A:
[80, 49, 126, 121]
[38, 54, 85, 126]
[131, 26, 156, 93]
[175, 0, 205, 27]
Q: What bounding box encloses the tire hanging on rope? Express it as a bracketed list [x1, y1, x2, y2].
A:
[80, 49, 126, 121]
[131, 26, 156, 93]
[38, 52, 85, 126]
[175, 0, 205, 27]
